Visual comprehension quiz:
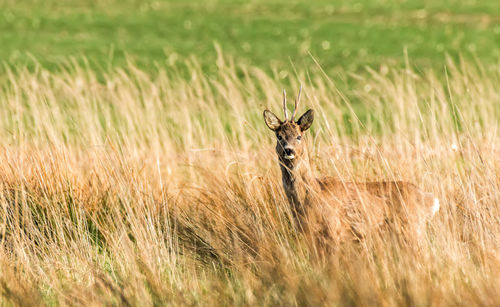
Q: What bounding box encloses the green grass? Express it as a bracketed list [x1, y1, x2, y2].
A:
[2, 0, 500, 73]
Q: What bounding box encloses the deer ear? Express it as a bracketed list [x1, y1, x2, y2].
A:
[297, 109, 314, 131]
[263, 110, 282, 131]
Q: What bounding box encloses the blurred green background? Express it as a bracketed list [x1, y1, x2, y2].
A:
[1, 0, 500, 73]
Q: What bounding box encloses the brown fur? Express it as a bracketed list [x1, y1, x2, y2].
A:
[264, 106, 439, 244]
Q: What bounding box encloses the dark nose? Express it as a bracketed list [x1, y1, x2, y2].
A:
[285, 148, 293, 155]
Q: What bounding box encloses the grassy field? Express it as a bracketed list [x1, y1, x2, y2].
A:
[2, 0, 500, 73]
[0, 56, 498, 305]
[0, 0, 499, 306]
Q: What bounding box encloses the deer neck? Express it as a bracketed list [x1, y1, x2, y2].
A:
[279, 152, 317, 220]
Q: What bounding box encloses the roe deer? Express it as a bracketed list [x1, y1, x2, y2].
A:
[263, 88, 440, 244]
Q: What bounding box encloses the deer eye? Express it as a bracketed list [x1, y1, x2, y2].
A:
[297, 135, 302, 141]
[277, 135, 282, 141]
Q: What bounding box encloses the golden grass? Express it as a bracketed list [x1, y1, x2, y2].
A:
[0, 57, 498, 305]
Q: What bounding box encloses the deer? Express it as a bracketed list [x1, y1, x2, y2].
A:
[263, 88, 440, 245]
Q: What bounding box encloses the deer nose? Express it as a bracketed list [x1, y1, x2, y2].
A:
[284, 148, 294, 156]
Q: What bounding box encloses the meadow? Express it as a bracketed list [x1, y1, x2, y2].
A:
[3, 0, 500, 72]
[0, 55, 498, 306]
[0, 0, 499, 306]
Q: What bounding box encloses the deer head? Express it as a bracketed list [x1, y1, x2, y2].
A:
[263, 87, 314, 165]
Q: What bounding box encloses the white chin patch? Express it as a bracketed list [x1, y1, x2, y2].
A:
[284, 154, 295, 160]
[432, 198, 440, 215]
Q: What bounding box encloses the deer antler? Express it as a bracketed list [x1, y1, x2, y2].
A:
[291, 84, 302, 122]
[283, 89, 288, 121]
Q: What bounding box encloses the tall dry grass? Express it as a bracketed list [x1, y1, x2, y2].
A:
[0, 56, 498, 306]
